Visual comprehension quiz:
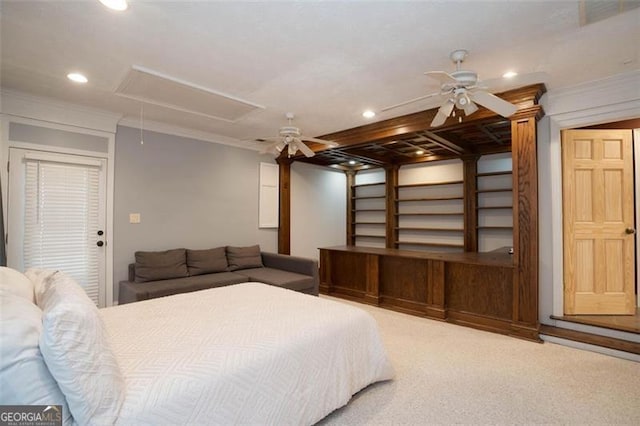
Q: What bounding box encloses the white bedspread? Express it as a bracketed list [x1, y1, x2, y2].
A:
[100, 283, 393, 425]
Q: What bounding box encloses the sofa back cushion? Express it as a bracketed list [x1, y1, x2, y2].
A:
[134, 249, 188, 283]
[186, 247, 228, 276]
[226, 245, 263, 271]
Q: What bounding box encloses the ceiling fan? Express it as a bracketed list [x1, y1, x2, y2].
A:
[255, 113, 337, 158]
[382, 49, 519, 127]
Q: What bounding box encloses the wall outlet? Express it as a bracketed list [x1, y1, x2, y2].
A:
[129, 213, 141, 224]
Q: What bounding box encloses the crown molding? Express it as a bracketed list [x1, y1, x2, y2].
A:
[0, 89, 122, 133]
[116, 116, 262, 152]
[542, 70, 640, 117]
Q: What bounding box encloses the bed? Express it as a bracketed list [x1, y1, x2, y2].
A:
[1, 267, 393, 425]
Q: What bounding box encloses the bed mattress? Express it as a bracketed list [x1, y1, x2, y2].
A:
[100, 282, 393, 425]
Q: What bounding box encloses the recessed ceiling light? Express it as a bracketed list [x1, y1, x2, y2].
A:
[67, 73, 88, 83]
[416, 150, 424, 155]
[362, 110, 376, 119]
[348, 160, 357, 165]
[98, 0, 128, 11]
[502, 71, 518, 79]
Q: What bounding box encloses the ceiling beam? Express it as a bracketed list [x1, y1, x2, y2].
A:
[420, 130, 466, 155]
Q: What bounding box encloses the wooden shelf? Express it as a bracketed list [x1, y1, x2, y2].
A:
[476, 206, 513, 210]
[396, 196, 464, 202]
[477, 226, 513, 230]
[354, 234, 386, 239]
[395, 241, 464, 248]
[476, 171, 512, 177]
[395, 212, 463, 216]
[352, 182, 385, 188]
[352, 195, 386, 200]
[396, 180, 463, 188]
[396, 227, 464, 232]
[353, 222, 386, 225]
[476, 188, 512, 193]
[352, 208, 386, 212]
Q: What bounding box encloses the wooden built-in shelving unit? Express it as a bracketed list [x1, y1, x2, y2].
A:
[394, 179, 465, 252]
[349, 181, 386, 247]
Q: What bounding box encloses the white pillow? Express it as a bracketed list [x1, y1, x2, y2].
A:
[0, 288, 72, 425]
[38, 271, 125, 425]
[0, 266, 35, 302]
[25, 268, 59, 305]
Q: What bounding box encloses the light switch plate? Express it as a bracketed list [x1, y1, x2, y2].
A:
[129, 213, 141, 224]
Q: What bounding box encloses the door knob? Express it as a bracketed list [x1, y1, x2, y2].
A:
[96, 241, 104, 247]
[625, 228, 636, 235]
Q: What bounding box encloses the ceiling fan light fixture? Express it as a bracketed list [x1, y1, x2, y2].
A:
[287, 142, 298, 157]
[462, 101, 479, 116]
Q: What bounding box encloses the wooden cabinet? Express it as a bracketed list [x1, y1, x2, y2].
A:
[319, 245, 538, 341]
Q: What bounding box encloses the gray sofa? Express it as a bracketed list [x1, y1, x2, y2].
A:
[118, 245, 319, 304]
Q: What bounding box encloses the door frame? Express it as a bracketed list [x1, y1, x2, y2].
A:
[546, 109, 640, 318]
[635, 129, 640, 308]
[1, 115, 115, 306]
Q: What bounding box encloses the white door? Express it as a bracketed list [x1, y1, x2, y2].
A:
[7, 148, 107, 306]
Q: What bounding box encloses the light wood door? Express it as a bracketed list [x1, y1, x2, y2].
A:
[562, 129, 636, 315]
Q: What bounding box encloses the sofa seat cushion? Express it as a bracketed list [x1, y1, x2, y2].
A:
[133, 273, 248, 300]
[235, 268, 314, 292]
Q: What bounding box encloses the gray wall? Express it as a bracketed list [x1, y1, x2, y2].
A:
[113, 126, 277, 301]
[290, 162, 346, 260]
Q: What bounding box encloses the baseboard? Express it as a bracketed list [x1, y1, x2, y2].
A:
[540, 324, 640, 355]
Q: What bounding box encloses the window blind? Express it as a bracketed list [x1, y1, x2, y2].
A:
[23, 160, 101, 304]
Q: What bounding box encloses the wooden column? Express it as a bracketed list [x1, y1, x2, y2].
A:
[385, 165, 399, 249]
[510, 111, 541, 340]
[345, 170, 356, 245]
[276, 156, 292, 255]
[463, 156, 479, 252]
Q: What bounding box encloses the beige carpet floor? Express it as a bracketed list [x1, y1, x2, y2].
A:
[319, 297, 640, 425]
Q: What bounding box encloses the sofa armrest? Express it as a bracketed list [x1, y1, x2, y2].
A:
[118, 280, 148, 305]
[261, 252, 318, 278]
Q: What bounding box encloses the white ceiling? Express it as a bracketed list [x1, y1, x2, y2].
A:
[1, 0, 639, 146]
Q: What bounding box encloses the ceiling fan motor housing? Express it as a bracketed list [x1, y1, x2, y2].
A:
[450, 70, 478, 87]
[279, 126, 301, 137]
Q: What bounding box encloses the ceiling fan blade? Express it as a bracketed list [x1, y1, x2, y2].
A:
[424, 71, 458, 84]
[381, 92, 442, 112]
[294, 139, 316, 158]
[463, 101, 479, 116]
[300, 136, 336, 146]
[469, 90, 517, 117]
[430, 100, 455, 127]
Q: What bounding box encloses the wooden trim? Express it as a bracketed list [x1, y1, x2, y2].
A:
[540, 324, 640, 355]
[345, 170, 356, 245]
[511, 115, 539, 327]
[276, 156, 292, 254]
[463, 157, 478, 252]
[385, 165, 398, 249]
